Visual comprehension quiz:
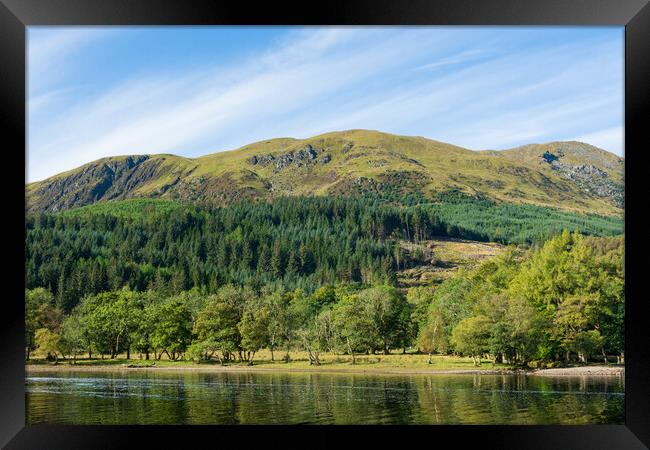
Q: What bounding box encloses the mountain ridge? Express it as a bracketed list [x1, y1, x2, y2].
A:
[26, 129, 624, 215]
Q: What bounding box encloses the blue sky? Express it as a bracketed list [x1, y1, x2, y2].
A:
[27, 26, 624, 182]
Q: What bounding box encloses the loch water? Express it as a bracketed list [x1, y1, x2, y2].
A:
[26, 370, 624, 425]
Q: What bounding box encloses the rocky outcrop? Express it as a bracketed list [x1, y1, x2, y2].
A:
[27, 155, 158, 213]
[247, 154, 276, 166]
[247, 144, 331, 172]
[274, 145, 318, 170]
[550, 162, 624, 207]
[368, 159, 388, 168]
[541, 151, 624, 207]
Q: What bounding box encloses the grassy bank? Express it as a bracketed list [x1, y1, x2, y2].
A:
[27, 350, 510, 373]
[26, 350, 624, 376]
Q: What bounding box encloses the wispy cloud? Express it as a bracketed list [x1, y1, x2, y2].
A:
[28, 28, 115, 95]
[27, 27, 623, 182]
[413, 49, 487, 71]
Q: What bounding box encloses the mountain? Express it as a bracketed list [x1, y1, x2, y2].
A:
[25, 130, 624, 215]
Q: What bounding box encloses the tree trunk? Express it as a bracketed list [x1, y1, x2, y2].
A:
[270, 346, 274, 362]
[145, 351, 150, 360]
[126, 347, 130, 360]
[428, 352, 432, 364]
[602, 348, 608, 365]
[347, 338, 356, 365]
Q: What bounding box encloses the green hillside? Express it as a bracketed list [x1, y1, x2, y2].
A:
[26, 130, 624, 216]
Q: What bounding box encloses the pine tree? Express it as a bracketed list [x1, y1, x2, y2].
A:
[257, 244, 271, 274]
[286, 250, 299, 278]
[271, 241, 284, 279]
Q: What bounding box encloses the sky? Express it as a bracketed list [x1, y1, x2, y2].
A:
[27, 26, 624, 182]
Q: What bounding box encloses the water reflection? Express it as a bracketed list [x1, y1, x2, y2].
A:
[26, 371, 624, 425]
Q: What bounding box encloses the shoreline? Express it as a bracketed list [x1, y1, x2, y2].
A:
[25, 363, 624, 377]
[527, 366, 625, 377]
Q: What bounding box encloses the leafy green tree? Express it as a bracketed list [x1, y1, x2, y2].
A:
[331, 293, 374, 363]
[239, 300, 270, 364]
[192, 287, 246, 363]
[420, 273, 473, 353]
[573, 330, 605, 363]
[60, 314, 85, 363]
[73, 289, 142, 359]
[25, 288, 59, 360]
[315, 309, 336, 353]
[407, 287, 435, 332]
[418, 307, 446, 363]
[451, 315, 492, 366]
[264, 290, 292, 361]
[34, 328, 62, 363]
[149, 298, 192, 360]
[358, 286, 411, 354]
[553, 295, 597, 362]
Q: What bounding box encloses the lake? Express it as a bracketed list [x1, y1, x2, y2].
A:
[26, 370, 625, 425]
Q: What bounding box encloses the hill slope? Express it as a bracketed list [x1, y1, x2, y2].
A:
[26, 130, 624, 215]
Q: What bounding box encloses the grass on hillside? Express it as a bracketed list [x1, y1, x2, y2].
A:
[29, 130, 624, 217]
[397, 237, 505, 287]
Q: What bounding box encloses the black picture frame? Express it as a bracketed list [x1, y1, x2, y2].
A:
[1, 0, 648, 448]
